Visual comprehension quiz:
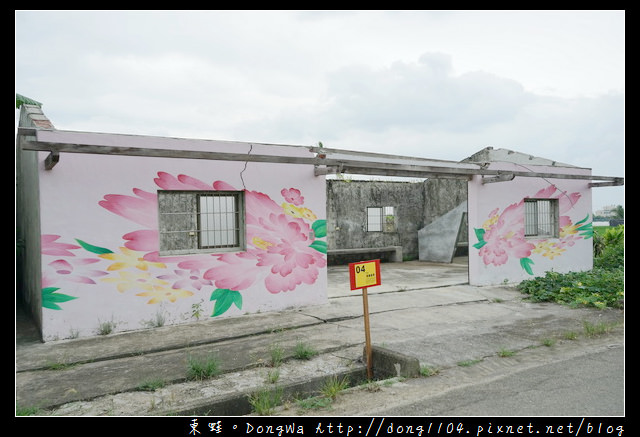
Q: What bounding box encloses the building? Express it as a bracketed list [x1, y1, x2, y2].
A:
[16, 102, 623, 341]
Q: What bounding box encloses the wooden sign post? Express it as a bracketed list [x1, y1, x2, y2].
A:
[349, 259, 381, 380]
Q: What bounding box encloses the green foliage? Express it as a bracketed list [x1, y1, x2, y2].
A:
[518, 225, 624, 309]
[268, 344, 285, 367]
[293, 341, 318, 360]
[320, 375, 349, 399]
[593, 225, 624, 257]
[16, 404, 42, 416]
[186, 354, 221, 381]
[135, 378, 167, 391]
[248, 386, 283, 415]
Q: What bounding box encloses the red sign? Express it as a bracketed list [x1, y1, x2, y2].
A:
[349, 259, 381, 290]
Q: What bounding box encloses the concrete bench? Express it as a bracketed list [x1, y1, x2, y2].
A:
[327, 246, 403, 262]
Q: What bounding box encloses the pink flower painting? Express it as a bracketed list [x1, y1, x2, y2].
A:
[473, 185, 592, 275]
[41, 172, 326, 318]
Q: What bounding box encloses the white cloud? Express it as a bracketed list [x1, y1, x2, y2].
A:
[15, 10, 624, 209]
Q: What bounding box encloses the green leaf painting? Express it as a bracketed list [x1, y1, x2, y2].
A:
[75, 239, 114, 255]
[312, 219, 327, 238]
[520, 258, 535, 275]
[42, 287, 77, 310]
[210, 288, 243, 317]
[472, 228, 486, 249]
[574, 215, 593, 238]
[309, 240, 327, 254]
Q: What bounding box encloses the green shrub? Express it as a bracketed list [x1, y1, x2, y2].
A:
[518, 225, 623, 309]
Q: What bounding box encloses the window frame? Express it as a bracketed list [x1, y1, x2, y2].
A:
[524, 198, 559, 238]
[367, 206, 396, 233]
[157, 190, 245, 255]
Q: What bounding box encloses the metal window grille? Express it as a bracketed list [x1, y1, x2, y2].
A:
[524, 199, 558, 237]
[367, 206, 395, 232]
[158, 191, 244, 254]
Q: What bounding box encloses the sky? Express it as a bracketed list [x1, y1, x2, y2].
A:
[15, 10, 624, 212]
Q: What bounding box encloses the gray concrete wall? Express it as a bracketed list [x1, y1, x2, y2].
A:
[422, 178, 468, 230]
[326, 178, 470, 264]
[326, 180, 424, 262]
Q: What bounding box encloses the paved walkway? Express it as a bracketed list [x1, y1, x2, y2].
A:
[15, 259, 624, 416]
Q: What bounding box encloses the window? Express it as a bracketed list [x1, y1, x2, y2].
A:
[524, 199, 558, 238]
[158, 191, 245, 255]
[367, 206, 396, 232]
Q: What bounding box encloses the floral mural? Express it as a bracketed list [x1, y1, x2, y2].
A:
[472, 185, 592, 275]
[40, 172, 327, 320]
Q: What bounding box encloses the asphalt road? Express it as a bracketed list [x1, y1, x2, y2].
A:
[274, 327, 624, 418]
[382, 343, 624, 416]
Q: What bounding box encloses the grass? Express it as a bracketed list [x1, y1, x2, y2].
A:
[541, 337, 557, 347]
[265, 369, 280, 384]
[583, 320, 618, 338]
[186, 354, 221, 381]
[96, 319, 117, 336]
[296, 396, 333, 411]
[44, 360, 78, 371]
[135, 378, 167, 391]
[293, 341, 318, 360]
[248, 386, 283, 415]
[420, 365, 440, 377]
[294, 375, 351, 413]
[269, 344, 285, 367]
[320, 375, 350, 399]
[16, 405, 42, 416]
[497, 347, 516, 357]
[458, 358, 482, 367]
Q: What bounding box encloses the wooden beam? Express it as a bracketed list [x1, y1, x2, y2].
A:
[44, 151, 59, 170]
[589, 179, 624, 187]
[482, 174, 515, 184]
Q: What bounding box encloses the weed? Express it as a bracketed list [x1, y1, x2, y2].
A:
[186, 354, 221, 381]
[44, 360, 78, 371]
[321, 375, 349, 399]
[191, 300, 204, 320]
[420, 365, 440, 377]
[293, 341, 318, 360]
[563, 331, 579, 340]
[457, 359, 482, 367]
[96, 318, 117, 335]
[135, 378, 167, 391]
[248, 386, 283, 415]
[583, 320, 617, 338]
[518, 226, 623, 310]
[361, 381, 382, 392]
[16, 405, 41, 416]
[498, 347, 516, 357]
[142, 311, 166, 328]
[269, 344, 284, 367]
[541, 337, 556, 347]
[296, 396, 333, 410]
[266, 369, 280, 384]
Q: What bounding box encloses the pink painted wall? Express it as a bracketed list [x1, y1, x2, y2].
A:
[37, 131, 327, 341]
[468, 162, 593, 286]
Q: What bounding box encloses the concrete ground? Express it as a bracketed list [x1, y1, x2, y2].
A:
[15, 258, 624, 416]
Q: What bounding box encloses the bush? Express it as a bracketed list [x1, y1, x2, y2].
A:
[518, 225, 623, 309]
